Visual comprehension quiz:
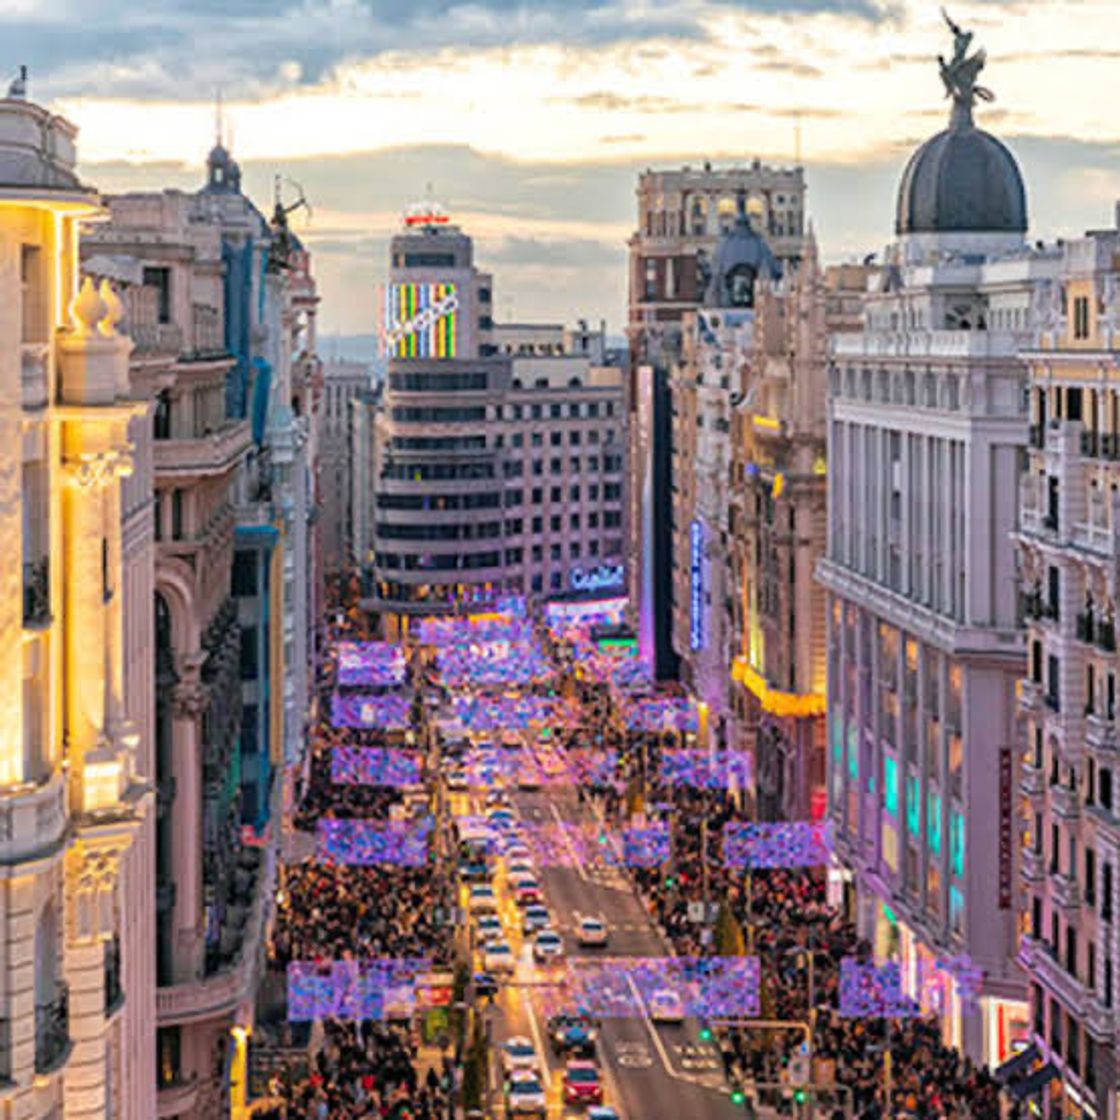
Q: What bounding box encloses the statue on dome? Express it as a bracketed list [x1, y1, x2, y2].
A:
[938, 8, 994, 118]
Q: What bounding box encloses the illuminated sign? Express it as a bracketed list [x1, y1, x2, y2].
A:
[690, 519, 704, 652]
[382, 282, 459, 359]
[570, 564, 625, 593]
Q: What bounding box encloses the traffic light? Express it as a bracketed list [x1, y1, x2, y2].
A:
[730, 1090, 746, 1106]
[698, 1024, 713, 1042]
[794, 1090, 806, 1105]
[664, 875, 675, 888]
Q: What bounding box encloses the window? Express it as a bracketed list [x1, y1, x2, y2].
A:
[570, 431, 582, 446]
[171, 489, 184, 540]
[570, 514, 581, 531]
[570, 485, 581, 502]
[550, 459, 562, 475]
[589, 540, 599, 557]
[1073, 295, 1090, 340]
[153, 391, 172, 440]
[589, 484, 600, 501]
[550, 515, 561, 532]
[550, 404, 561, 419]
[531, 432, 543, 447]
[531, 574, 543, 593]
[239, 627, 258, 680]
[532, 460, 543, 476]
[1086, 849, 1096, 907]
[531, 517, 543, 534]
[570, 457, 581, 473]
[143, 266, 172, 324]
[531, 545, 543, 562]
[550, 487, 561, 503]
[550, 544, 561, 561]
[20, 245, 45, 343]
[569, 404, 581, 419]
[571, 543, 581, 559]
[531, 488, 543, 505]
[589, 512, 599, 530]
[232, 551, 257, 597]
[157, 1027, 182, 1089]
[883, 756, 899, 818]
[550, 571, 562, 590]
[1103, 863, 1113, 923]
[512, 434, 523, 448]
[551, 431, 562, 447]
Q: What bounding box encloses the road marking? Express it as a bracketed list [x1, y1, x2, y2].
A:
[548, 800, 588, 882]
[524, 982, 551, 1090]
[623, 974, 710, 1089]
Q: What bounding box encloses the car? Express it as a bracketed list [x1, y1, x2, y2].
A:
[648, 987, 685, 1023]
[513, 878, 543, 906]
[507, 1071, 547, 1116]
[468, 885, 498, 913]
[475, 914, 504, 942]
[485, 789, 511, 808]
[503, 843, 533, 862]
[484, 940, 516, 974]
[487, 808, 517, 827]
[447, 770, 470, 791]
[473, 971, 499, 999]
[586, 1109, 620, 1120]
[507, 859, 536, 878]
[459, 857, 490, 882]
[548, 1013, 597, 1056]
[522, 905, 551, 935]
[575, 915, 609, 947]
[533, 929, 565, 964]
[500, 1036, 539, 1074]
[518, 767, 543, 791]
[562, 1060, 603, 1106]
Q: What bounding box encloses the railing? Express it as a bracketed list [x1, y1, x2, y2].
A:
[22, 557, 50, 628]
[1051, 871, 1081, 911]
[1020, 846, 1045, 882]
[1086, 713, 1117, 752]
[104, 935, 124, 1016]
[190, 304, 225, 358]
[35, 981, 70, 1075]
[130, 322, 184, 356]
[1052, 784, 1080, 820]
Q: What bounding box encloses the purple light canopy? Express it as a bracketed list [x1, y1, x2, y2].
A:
[317, 817, 433, 867]
[287, 958, 431, 1022]
[838, 959, 922, 1019]
[331, 747, 423, 787]
[721, 820, 834, 869]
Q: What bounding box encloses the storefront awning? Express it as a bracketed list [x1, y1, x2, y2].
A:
[994, 1043, 1039, 1085]
[1009, 1062, 1059, 1101]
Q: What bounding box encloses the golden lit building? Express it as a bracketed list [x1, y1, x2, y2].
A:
[728, 240, 873, 820]
[0, 78, 154, 1116]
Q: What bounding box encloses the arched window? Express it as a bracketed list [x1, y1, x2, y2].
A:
[568, 376, 583, 388]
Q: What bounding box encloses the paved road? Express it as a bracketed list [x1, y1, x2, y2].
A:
[455, 755, 742, 1120]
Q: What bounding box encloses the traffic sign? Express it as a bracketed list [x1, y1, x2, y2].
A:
[688, 901, 706, 923]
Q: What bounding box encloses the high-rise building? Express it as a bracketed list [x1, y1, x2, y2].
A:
[359, 206, 626, 631]
[627, 162, 806, 679]
[319, 359, 373, 573]
[0, 80, 153, 1117]
[1015, 209, 1120, 1118]
[819, 21, 1056, 1065]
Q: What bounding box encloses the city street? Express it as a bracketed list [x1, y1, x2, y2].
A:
[450, 728, 743, 1120]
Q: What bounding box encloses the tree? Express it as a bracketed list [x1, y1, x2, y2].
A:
[714, 901, 747, 957]
[461, 1017, 488, 1111]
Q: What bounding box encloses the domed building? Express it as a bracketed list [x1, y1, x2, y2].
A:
[819, 13, 1067, 1073]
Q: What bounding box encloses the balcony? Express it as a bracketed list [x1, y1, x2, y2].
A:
[1052, 784, 1080, 821]
[22, 557, 50, 629]
[157, 1076, 199, 1119]
[130, 322, 184, 356]
[189, 303, 225, 359]
[1018, 937, 1089, 1017]
[153, 419, 252, 481]
[104, 935, 124, 1018]
[1085, 997, 1116, 1042]
[1020, 846, 1045, 883]
[1085, 713, 1117, 753]
[1020, 763, 1045, 799]
[156, 848, 272, 1027]
[35, 982, 71, 1076]
[1050, 871, 1081, 911]
[0, 772, 66, 865]
[1018, 678, 1043, 713]
[21, 343, 48, 409]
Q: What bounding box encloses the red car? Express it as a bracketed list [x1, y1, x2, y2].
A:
[563, 1060, 603, 1105]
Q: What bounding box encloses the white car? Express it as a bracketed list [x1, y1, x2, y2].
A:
[522, 905, 551, 935]
[447, 770, 469, 791]
[468, 885, 498, 913]
[507, 859, 536, 879]
[484, 941, 516, 974]
[575, 915, 609, 948]
[507, 1070, 547, 1116]
[501, 1036, 539, 1074]
[648, 987, 685, 1024]
[475, 914, 504, 942]
[533, 929, 565, 964]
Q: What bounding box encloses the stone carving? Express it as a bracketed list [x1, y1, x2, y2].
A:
[62, 448, 134, 488]
[172, 682, 209, 721]
[70, 276, 108, 338]
[98, 279, 123, 338]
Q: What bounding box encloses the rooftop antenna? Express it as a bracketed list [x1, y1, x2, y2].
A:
[7, 65, 27, 100]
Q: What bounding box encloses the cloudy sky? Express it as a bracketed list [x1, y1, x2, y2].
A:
[7, 0, 1120, 340]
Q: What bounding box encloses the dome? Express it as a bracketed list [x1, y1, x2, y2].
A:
[203, 141, 242, 194]
[896, 123, 1026, 236]
[703, 191, 781, 309]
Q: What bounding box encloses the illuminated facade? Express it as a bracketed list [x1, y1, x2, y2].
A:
[0, 84, 153, 1117]
[626, 161, 807, 679]
[1016, 213, 1120, 1120]
[728, 241, 871, 822]
[819, 27, 1050, 1066]
[361, 213, 625, 631]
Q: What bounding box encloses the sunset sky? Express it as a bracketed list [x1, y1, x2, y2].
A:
[6, 0, 1120, 340]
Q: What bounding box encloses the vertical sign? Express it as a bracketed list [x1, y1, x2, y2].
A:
[998, 746, 1012, 909]
[690, 519, 705, 652]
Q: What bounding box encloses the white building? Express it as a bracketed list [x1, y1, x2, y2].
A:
[319, 359, 372, 573]
[818, 24, 1057, 1065]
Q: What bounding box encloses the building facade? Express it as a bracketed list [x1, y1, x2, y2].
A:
[0, 84, 153, 1118]
[627, 161, 807, 679]
[319, 359, 372, 574]
[819, 25, 1049, 1065]
[360, 208, 626, 631]
[1016, 212, 1120, 1120]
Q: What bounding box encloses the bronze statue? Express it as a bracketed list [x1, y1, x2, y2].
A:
[938, 7, 994, 116]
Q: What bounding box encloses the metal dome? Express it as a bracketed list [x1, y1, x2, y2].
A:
[895, 123, 1027, 236]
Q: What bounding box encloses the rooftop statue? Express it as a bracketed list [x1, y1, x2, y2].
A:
[938, 7, 994, 125]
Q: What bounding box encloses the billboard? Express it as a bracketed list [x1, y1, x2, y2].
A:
[382, 281, 459, 359]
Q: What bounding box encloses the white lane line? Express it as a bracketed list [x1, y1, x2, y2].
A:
[623, 974, 708, 1089]
[549, 800, 588, 882]
[524, 986, 551, 1090]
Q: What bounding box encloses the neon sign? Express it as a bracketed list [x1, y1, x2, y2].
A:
[382, 282, 459, 359]
[570, 564, 625, 593]
[690, 519, 704, 652]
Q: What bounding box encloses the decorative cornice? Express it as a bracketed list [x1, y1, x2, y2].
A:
[61, 447, 134, 488]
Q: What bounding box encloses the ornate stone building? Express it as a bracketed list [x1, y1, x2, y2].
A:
[0, 79, 153, 1117]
